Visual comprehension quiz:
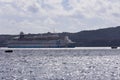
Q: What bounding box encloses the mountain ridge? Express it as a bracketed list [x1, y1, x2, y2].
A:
[0, 26, 120, 47]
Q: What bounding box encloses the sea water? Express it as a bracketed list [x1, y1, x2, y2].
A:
[0, 48, 120, 80]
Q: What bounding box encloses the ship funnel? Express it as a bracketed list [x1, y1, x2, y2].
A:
[19, 32, 24, 39]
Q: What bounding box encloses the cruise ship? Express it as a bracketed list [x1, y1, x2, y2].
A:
[7, 32, 75, 48]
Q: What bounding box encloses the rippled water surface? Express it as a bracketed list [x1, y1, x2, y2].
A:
[0, 48, 120, 80]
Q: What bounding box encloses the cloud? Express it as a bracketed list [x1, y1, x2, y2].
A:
[61, 0, 73, 11]
[0, 0, 120, 34]
[27, 5, 39, 13]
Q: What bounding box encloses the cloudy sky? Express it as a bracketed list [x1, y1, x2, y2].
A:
[0, 0, 120, 34]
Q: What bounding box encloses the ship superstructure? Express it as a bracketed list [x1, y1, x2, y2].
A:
[7, 32, 74, 48]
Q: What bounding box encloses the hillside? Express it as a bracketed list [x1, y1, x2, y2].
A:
[60, 26, 120, 47]
[1, 26, 120, 47]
